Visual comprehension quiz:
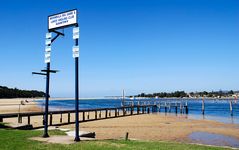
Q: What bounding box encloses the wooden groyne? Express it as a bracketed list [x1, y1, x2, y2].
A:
[0, 103, 189, 129]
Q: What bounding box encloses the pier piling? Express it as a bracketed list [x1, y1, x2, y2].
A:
[83, 112, 85, 121]
[27, 115, 31, 125]
[68, 112, 71, 123]
[50, 113, 53, 125]
[229, 100, 233, 116]
[60, 113, 63, 123]
[95, 111, 97, 119]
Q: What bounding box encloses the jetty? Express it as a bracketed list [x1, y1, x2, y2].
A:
[0, 102, 189, 129]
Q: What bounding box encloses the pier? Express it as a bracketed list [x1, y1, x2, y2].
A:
[0, 102, 189, 129]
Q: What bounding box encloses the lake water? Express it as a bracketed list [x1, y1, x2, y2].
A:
[36, 98, 239, 124]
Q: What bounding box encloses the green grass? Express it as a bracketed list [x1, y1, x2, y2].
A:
[0, 129, 231, 150]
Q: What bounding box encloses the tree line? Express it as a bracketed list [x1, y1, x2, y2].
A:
[0, 86, 45, 98]
[133, 90, 236, 98]
[134, 91, 188, 98]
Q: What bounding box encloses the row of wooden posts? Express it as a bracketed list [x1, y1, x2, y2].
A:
[0, 105, 156, 127]
[125, 100, 237, 116]
[0, 104, 189, 128]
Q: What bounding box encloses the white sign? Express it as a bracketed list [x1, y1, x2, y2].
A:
[73, 51, 79, 58]
[45, 51, 51, 63]
[72, 46, 79, 52]
[72, 46, 79, 58]
[73, 27, 80, 39]
[45, 57, 50, 63]
[48, 9, 77, 31]
[45, 46, 51, 52]
[45, 39, 51, 45]
[45, 51, 51, 57]
[46, 33, 52, 39]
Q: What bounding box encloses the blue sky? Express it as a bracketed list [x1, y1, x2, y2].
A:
[0, 0, 238, 97]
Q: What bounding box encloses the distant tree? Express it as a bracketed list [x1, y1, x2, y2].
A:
[0, 86, 45, 98]
[228, 90, 234, 95]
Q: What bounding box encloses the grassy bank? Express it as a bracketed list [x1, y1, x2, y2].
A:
[0, 129, 231, 150]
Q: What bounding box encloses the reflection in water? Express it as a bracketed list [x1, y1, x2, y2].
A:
[189, 132, 239, 148]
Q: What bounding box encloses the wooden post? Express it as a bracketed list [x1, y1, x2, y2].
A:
[18, 115, 22, 123]
[0, 117, 3, 122]
[27, 115, 31, 125]
[185, 106, 188, 114]
[95, 111, 97, 119]
[115, 109, 117, 117]
[202, 98, 205, 115]
[83, 112, 85, 121]
[180, 102, 182, 113]
[175, 106, 178, 114]
[60, 113, 63, 123]
[185, 101, 188, 114]
[68, 112, 71, 123]
[229, 100, 233, 116]
[131, 107, 133, 115]
[109, 110, 111, 117]
[99, 111, 101, 118]
[49, 113, 53, 125]
[125, 132, 129, 141]
[87, 112, 90, 119]
[137, 106, 139, 114]
[147, 107, 150, 114]
[42, 115, 45, 125]
[105, 109, 108, 118]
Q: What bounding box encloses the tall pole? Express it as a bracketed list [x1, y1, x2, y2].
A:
[74, 24, 80, 142]
[43, 62, 50, 137]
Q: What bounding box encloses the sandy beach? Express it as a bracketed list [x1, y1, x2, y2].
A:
[0, 98, 75, 114]
[65, 114, 239, 142]
[0, 98, 42, 114]
[4, 112, 239, 143]
[1, 98, 239, 144]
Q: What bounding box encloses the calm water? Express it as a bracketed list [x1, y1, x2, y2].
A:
[37, 98, 239, 124]
[189, 132, 239, 148]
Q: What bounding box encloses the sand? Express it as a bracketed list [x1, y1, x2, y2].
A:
[0, 98, 74, 114]
[63, 113, 239, 142]
[0, 98, 42, 114]
[1, 98, 239, 143]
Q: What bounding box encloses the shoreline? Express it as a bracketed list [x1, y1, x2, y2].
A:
[1, 98, 239, 146]
[0, 97, 239, 102]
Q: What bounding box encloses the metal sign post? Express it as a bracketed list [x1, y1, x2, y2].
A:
[33, 32, 62, 138]
[43, 33, 51, 138]
[73, 25, 80, 141]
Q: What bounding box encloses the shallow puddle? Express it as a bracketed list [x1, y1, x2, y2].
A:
[188, 132, 239, 148]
